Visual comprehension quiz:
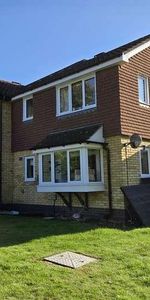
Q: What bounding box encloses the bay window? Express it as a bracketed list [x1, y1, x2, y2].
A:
[56, 75, 96, 115]
[69, 150, 81, 181]
[42, 154, 51, 182]
[88, 149, 101, 182]
[38, 145, 104, 192]
[54, 151, 67, 183]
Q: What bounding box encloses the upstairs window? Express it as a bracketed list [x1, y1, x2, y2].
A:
[57, 75, 96, 115]
[23, 96, 33, 121]
[25, 156, 35, 181]
[138, 76, 149, 105]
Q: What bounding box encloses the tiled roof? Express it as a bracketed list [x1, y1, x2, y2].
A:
[2, 34, 150, 99]
[18, 34, 150, 94]
[0, 80, 24, 101]
[33, 124, 101, 150]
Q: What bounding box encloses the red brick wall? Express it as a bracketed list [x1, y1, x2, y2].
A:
[119, 47, 150, 138]
[12, 66, 121, 151]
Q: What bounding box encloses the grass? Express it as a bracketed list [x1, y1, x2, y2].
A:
[0, 216, 150, 300]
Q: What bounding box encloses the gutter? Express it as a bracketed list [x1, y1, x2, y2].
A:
[103, 144, 113, 215]
[12, 54, 128, 101]
[0, 100, 2, 203]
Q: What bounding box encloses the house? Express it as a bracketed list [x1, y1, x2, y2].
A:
[1, 34, 150, 223]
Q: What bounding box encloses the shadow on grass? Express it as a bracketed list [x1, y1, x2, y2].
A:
[0, 215, 102, 248]
[0, 215, 137, 248]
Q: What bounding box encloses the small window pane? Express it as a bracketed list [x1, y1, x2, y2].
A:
[85, 77, 95, 106]
[72, 81, 82, 111]
[54, 151, 67, 183]
[26, 99, 33, 118]
[60, 87, 69, 113]
[88, 149, 101, 182]
[26, 158, 34, 179]
[42, 155, 51, 182]
[141, 150, 149, 174]
[69, 151, 81, 181]
[138, 77, 148, 103]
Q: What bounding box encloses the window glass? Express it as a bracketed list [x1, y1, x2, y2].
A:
[138, 77, 148, 103]
[42, 154, 51, 182]
[72, 81, 82, 111]
[88, 149, 101, 182]
[85, 77, 95, 106]
[26, 158, 34, 179]
[60, 86, 69, 113]
[54, 151, 67, 183]
[69, 151, 81, 181]
[141, 150, 149, 174]
[26, 98, 33, 118]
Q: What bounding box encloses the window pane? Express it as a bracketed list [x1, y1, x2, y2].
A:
[72, 81, 82, 111]
[60, 87, 69, 113]
[88, 149, 101, 182]
[42, 155, 51, 182]
[54, 151, 67, 183]
[27, 158, 34, 178]
[138, 77, 147, 103]
[85, 77, 95, 106]
[69, 151, 81, 181]
[141, 150, 149, 174]
[26, 99, 33, 118]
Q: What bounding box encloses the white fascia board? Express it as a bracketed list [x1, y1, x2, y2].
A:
[12, 55, 126, 101]
[33, 142, 102, 154]
[123, 40, 150, 60]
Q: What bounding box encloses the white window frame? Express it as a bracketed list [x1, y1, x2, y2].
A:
[24, 156, 35, 182]
[138, 76, 149, 105]
[140, 148, 150, 178]
[38, 144, 104, 192]
[23, 95, 33, 121]
[56, 73, 97, 116]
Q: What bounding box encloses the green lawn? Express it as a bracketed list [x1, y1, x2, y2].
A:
[0, 216, 150, 300]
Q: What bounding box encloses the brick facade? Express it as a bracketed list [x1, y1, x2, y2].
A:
[12, 67, 120, 152]
[1, 101, 13, 203]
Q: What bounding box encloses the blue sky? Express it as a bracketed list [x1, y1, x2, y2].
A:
[0, 0, 149, 84]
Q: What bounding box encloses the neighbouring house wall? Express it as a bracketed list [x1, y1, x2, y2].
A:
[119, 47, 150, 138]
[1, 101, 13, 203]
[11, 66, 121, 152]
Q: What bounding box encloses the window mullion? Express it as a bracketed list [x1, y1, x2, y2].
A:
[82, 80, 85, 109]
[51, 152, 55, 183]
[81, 148, 88, 183]
[69, 85, 72, 112]
[67, 151, 70, 182]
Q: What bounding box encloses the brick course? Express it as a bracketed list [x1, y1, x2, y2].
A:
[12, 67, 120, 152]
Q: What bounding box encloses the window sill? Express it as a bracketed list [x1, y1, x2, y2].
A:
[22, 117, 33, 122]
[139, 102, 150, 108]
[56, 105, 96, 117]
[140, 175, 150, 178]
[37, 182, 105, 192]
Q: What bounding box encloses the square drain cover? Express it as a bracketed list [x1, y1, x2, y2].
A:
[44, 251, 97, 269]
